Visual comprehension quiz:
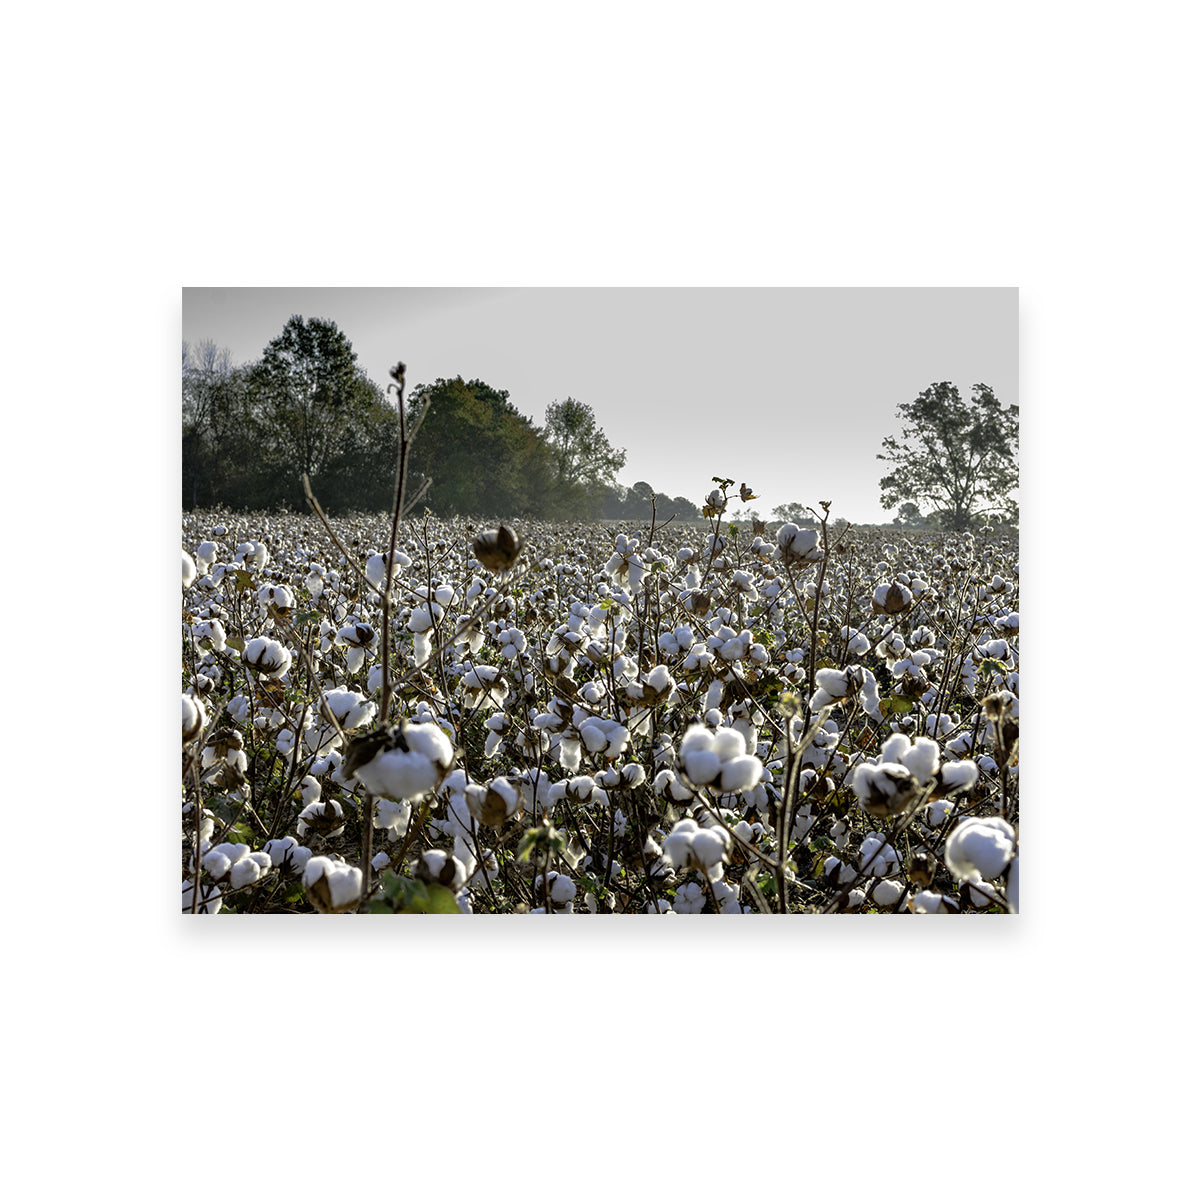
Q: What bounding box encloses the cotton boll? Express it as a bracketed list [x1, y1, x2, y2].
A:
[350, 723, 455, 800]
[183, 693, 207, 745]
[242, 636, 293, 679]
[183, 550, 197, 589]
[673, 881, 707, 914]
[909, 889, 959, 914]
[944, 817, 1017, 882]
[718, 755, 763, 794]
[229, 856, 265, 888]
[202, 848, 232, 880]
[901, 737, 940, 785]
[303, 856, 363, 913]
[871, 878, 906, 910]
[297, 798, 345, 838]
[182, 879, 222, 914]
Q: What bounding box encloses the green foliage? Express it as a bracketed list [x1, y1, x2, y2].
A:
[405, 377, 556, 517]
[369, 871, 462, 914]
[878, 382, 1018, 531]
[182, 318, 398, 514]
[543, 397, 627, 518]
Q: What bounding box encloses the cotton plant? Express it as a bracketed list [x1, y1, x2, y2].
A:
[182, 497, 1018, 915]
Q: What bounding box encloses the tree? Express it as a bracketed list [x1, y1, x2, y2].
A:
[182, 340, 254, 509]
[772, 503, 817, 527]
[892, 501, 924, 528]
[542, 398, 627, 518]
[245, 316, 387, 511]
[406, 377, 557, 517]
[878, 382, 1017, 531]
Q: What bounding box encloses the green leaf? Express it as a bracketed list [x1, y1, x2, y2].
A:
[371, 873, 462, 914]
[879, 696, 914, 716]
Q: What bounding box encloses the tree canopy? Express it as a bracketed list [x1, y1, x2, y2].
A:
[183, 320, 633, 519]
[878, 382, 1018, 529]
[542, 397, 627, 518]
[404, 377, 557, 517]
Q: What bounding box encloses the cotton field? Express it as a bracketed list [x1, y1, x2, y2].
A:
[181, 484, 1018, 915]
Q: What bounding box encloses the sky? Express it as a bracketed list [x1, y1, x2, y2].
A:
[182, 287, 1016, 525]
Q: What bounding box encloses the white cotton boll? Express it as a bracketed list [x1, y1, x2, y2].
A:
[182, 879, 222, 914]
[183, 693, 207, 744]
[847, 630, 870, 656]
[703, 680, 725, 711]
[556, 736, 582, 772]
[371, 851, 392, 871]
[265, 837, 301, 868]
[945, 817, 1017, 881]
[374, 797, 413, 834]
[229, 856, 264, 888]
[662, 819, 700, 869]
[578, 721, 609, 754]
[321, 686, 376, 731]
[712, 728, 747, 759]
[621, 763, 646, 788]
[243, 637, 293, 679]
[718, 755, 763, 794]
[939, 760, 979, 793]
[909, 889, 959, 914]
[878, 732, 910, 764]
[196, 541, 218, 572]
[823, 856, 857, 886]
[353, 723, 455, 801]
[901, 737, 940, 784]
[646, 900, 676, 914]
[407, 608, 434, 634]
[871, 878, 905, 910]
[183, 550, 197, 589]
[682, 749, 722, 785]
[690, 827, 731, 868]
[961, 877, 1001, 909]
[859, 833, 901, 876]
[324, 863, 363, 911]
[548, 874, 576, 905]
[202, 849, 232, 880]
[673, 882, 706, 914]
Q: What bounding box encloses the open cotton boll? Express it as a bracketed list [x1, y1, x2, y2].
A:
[909, 889, 959, 914]
[373, 797, 412, 835]
[351, 723, 455, 801]
[242, 636, 293, 679]
[718, 754, 762, 794]
[183, 693, 207, 745]
[871, 877, 905, 910]
[944, 817, 1017, 882]
[182, 550, 197, 589]
[229, 855, 266, 889]
[302, 856, 362, 913]
[182, 879, 222, 914]
[365, 549, 411, 590]
[900, 737, 940, 785]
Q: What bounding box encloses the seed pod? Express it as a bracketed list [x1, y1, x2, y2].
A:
[908, 850, 936, 889]
[473, 525, 523, 572]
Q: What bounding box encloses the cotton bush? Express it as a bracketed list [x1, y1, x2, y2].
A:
[182, 491, 1018, 916]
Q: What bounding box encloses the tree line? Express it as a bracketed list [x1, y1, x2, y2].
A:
[183, 315, 697, 520]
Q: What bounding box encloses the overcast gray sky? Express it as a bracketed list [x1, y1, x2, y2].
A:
[182, 287, 1016, 525]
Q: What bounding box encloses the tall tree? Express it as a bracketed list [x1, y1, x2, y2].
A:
[542, 397, 627, 518]
[878, 382, 1018, 530]
[182, 339, 252, 508]
[406, 377, 556, 516]
[247, 316, 383, 509]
